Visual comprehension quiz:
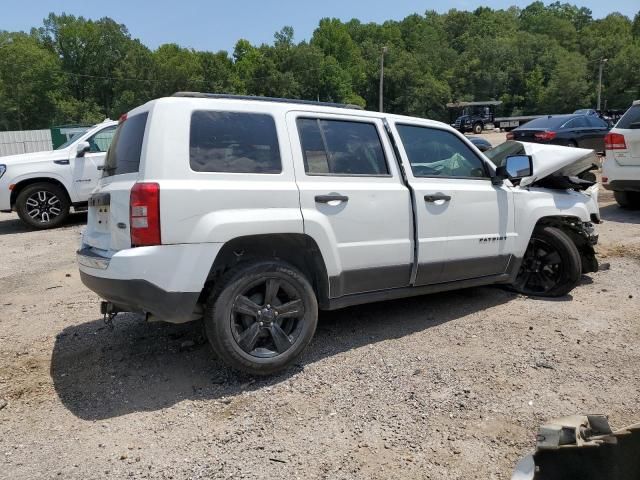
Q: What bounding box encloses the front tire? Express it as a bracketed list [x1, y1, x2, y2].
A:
[473, 122, 483, 134]
[614, 191, 640, 209]
[15, 182, 70, 229]
[205, 260, 318, 375]
[511, 226, 581, 297]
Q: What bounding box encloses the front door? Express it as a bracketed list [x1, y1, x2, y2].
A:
[71, 125, 117, 200]
[390, 121, 516, 285]
[287, 112, 413, 297]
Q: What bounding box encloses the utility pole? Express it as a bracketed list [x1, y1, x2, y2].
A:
[597, 58, 608, 112]
[379, 46, 388, 113]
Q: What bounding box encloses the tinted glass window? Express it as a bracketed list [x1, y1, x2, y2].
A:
[103, 113, 148, 177]
[520, 116, 569, 129]
[617, 105, 640, 129]
[586, 116, 608, 128]
[190, 111, 281, 173]
[297, 118, 388, 175]
[396, 125, 487, 178]
[484, 140, 525, 167]
[564, 117, 589, 128]
[88, 126, 116, 153]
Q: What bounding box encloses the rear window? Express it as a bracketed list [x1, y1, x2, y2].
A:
[103, 113, 148, 177]
[190, 111, 281, 173]
[617, 105, 640, 129]
[520, 116, 569, 129]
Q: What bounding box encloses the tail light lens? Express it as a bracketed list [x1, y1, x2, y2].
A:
[534, 131, 557, 141]
[506, 132, 515, 140]
[604, 133, 627, 150]
[130, 182, 161, 247]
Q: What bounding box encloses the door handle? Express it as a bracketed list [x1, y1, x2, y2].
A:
[315, 194, 349, 204]
[424, 193, 451, 202]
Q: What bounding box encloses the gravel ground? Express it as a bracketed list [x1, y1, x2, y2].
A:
[0, 184, 639, 479]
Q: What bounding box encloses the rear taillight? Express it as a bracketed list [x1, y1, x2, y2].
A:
[506, 132, 515, 140]
[604, 132, 626, 150]
[130, 182, 161, 247]
[534, 131, 557, 141]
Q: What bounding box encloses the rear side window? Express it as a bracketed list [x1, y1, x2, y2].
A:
[190, 111, 281, 173]
[564, 117, 589, 128]
[396, 125, 488, 178]
[103, 113, 148, 177]
[617, 105, 640, 129]
[297, 118, 389, 175]
[586, 116, 608, 128]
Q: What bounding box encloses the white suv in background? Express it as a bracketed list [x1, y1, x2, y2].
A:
[77, 93, 600, 375]
[603, 100, 640, 208]
[0, 119, 117, 229]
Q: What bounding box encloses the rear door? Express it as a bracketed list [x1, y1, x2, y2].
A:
[71, 125, 117, 199]
[287, 112, 413, 297]
[83, 113, 148, 253]
[390, 121, 516, 285]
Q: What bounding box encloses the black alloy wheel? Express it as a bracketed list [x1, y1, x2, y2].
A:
[231, 276, 305, 358]
[205, 261, 318, 375]
[512, 226, 581, 297]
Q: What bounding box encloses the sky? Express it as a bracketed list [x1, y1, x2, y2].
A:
[2, 0, 638, 53]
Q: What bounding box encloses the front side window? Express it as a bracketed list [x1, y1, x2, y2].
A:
[396, 125, 488, 178]
[190, 111, 281, 174]
[297, 118, 389, 175]
[88, 126, 117, 153]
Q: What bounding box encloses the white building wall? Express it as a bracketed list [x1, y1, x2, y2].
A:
[0, 130, 52, 157]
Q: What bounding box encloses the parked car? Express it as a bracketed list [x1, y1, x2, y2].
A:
[0, 119, 117, 228]
[506, 114, 610, 153]
[602, 100, 640, 208]
[77, 93, 600, 375]
[467, 135, 492, 151]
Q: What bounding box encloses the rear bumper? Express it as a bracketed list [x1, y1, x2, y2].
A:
[602, 179, 640, 192]
[80, 271, 200, 323]
[77, 242, 222, 323]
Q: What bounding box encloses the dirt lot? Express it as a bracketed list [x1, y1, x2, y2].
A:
[1, 179, 639, 479]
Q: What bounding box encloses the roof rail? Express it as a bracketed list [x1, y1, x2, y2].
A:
[172, 92, 364, 110]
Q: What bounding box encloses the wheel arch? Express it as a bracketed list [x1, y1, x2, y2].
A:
[532, 215, 598, 274]
[10, 176, 72, 209]
[201, 233, 331, 308]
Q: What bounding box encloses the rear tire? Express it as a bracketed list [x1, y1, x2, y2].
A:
[15, 182, 70, 229]
[511, 226, 581, 297]
[205, 260, 318, 375]
[614, 191, 640, 209]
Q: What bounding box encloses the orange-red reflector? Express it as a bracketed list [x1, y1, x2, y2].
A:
[8, 184, 15, 191]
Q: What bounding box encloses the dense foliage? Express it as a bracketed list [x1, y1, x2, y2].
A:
[1, 2, 639, 130]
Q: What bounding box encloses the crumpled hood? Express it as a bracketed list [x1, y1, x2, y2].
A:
[0, 148, 70, 166]
[519, 142, 598, 187]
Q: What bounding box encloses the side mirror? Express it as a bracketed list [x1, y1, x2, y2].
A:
[76, 141, 91, 157]
[495, 155, 533, 184]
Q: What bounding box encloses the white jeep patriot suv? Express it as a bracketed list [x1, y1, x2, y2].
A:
[78, 93, 600, 375]
[602, 100, 640, 208]
[0, 120, 117, 229]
